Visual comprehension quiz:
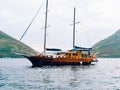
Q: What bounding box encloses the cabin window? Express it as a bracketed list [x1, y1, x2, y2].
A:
[69, 54, 71, 56]
[65, 53, 71, 56]
[73, 53, 78, 56]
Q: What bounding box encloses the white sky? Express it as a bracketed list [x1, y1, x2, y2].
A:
[0, 0, 120, 52]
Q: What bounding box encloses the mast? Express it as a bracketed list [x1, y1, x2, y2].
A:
[44, 0, 48, 54]
[73, 7, 76, 48]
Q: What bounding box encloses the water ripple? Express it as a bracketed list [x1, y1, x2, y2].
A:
[0, 58, 120, 90]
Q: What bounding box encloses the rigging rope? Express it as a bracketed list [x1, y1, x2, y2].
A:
[11, 0, 46, 55]
[19, 0, 45, 41]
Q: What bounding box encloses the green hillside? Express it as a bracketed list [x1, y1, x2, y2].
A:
[92, 30, 120, 58]
[0, 31, 37, 58]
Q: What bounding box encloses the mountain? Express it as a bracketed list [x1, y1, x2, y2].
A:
[92, 30, 120, 58]
[0, 31, 37, 58]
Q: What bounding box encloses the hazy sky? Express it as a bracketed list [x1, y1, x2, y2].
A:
[0, 0, 120, 51]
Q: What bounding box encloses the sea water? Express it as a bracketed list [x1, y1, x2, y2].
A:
[0, 58, 120, 90]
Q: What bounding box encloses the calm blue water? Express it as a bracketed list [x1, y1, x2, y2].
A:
[0, 58, 120, 90]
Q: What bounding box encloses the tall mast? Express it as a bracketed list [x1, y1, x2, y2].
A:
[73, 7, 76, 48]
[44, 0, 48, 54]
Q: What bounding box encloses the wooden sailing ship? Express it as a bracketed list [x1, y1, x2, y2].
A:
[20, 0, 98, 67]
[23, 47, 97, 67]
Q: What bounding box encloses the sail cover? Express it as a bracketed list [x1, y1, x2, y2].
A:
[71, 46, 92, 51]
[46, 48, 62, 51]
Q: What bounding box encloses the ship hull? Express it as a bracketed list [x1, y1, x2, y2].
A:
[30, 59, 81, 67]
[24, 56, 81, 67]
[23, 54, 97, 67]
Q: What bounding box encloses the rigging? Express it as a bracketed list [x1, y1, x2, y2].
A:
[19, 0, 45, 41]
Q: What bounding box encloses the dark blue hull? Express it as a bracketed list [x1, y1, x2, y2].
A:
[24, 56, 80, 67]
[29, 59, 81, 67]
